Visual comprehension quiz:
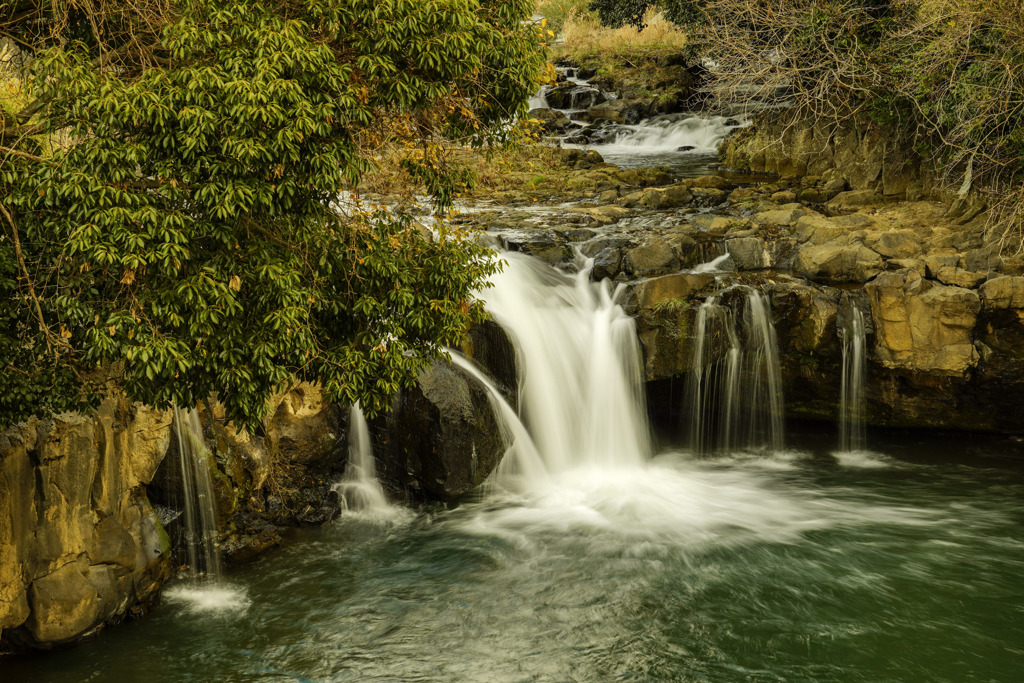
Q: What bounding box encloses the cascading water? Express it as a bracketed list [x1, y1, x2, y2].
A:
[171, 406, 222, 582]
[684, 288, 785, 454]
[839, 307, 867, 452]
[333, 403, 392, 513]
[478, 251, 652, 480]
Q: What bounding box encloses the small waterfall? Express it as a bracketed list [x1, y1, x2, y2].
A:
[448, 354, 546, 483]
[172, 406, 222, 582]
[584, 115, 745, 155]
[480, 251, 652, 481]
[333, 403, 391, 513]
[684, 288, 785, 454]
[839, 307, 867, 452]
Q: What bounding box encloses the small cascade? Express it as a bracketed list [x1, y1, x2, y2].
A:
[839, 307, 868, 452]
[480, 251, 652, 481]
[171, 406, 221, 582]
[333, 403, 391, 513]
[448, 354, 546, 482]
[684, 288, 785, 454]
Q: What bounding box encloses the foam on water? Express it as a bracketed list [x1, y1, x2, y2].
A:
[832, 450, 896, 469]
[163, 583, 251, 614]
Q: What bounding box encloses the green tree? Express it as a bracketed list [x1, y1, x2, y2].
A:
[0, 0, 544, 430]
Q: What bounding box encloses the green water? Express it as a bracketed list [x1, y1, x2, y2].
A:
[8, 434, 1024, 682]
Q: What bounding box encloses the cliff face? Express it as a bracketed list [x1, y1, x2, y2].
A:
[0, 398, 172, 651]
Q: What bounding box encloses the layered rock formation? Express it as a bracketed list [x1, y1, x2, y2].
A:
[1, 398, 172, 651]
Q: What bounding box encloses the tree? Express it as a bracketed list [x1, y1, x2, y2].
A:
[0, 0, 545, 430]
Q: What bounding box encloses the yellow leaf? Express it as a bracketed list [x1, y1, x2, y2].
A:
[228, 275, 241, 291]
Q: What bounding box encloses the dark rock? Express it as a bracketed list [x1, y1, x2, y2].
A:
[593, 248, 622, 280]
[676, 145, 695, 152]
[374, 361, 506, 501]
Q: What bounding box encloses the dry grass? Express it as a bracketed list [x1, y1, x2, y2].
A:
[558, 9, 689, 61]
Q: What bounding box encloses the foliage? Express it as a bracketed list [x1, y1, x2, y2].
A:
[0, 0, 544, 430]
[588, 0, 1024, 250]
[587, 0, 704, 29]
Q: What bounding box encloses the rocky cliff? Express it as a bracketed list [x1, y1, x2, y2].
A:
[0, 398, 171, 651]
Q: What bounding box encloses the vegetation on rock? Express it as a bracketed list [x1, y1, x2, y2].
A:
[0, 0, 544, 430]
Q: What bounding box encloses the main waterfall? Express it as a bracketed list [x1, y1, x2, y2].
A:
[479, 251, 652, 479]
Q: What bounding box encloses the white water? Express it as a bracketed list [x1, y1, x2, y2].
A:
[171, 406, 222, 582]
[481, 251, 652, 481]
[332, 403, 393, 515]
[684, 289, 785, 454]
[839, 307, 867, 452]
[585, 115, 744, 156]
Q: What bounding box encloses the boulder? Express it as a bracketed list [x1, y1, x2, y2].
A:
[753, 207, 808, 227]
[593, 247, 622, 280]
[375, 360, 506, 501]
[934, 267, 985, 289]
[865, 269, 981, 376]
[584, 101, 625, 124]
[528, 107, 571, 133]
[826, 189, 886, 212]
[627, 272, 716, 312]
[726, 237, 772, 270]
[864, 230, 921, 259]
[980, 276, 1024, 310]
[795, 243, 884, 284]
[623, 239, 680, 277]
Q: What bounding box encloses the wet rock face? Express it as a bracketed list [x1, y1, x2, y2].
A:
[373, 360, 506, 501]
[1, 399, 172, 651]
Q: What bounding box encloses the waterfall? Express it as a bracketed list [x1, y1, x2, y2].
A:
[333, 403, 391, 513]
[478, 251, 652, 481]
[171, 406, 222, 582]
[839, 307, 867, 452]
[684, 288, 785, 454]
[448, 354, 546, 483]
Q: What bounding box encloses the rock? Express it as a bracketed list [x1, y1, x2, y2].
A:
[962, 244, 1000, 273]
[502, 232, 569, 265]
[771, 190, 797, 203]
[376, 360, 505, 501]
[677, 145, 695, 152]
[558, 148, 604, 169]
[923, 251, 960, 278]
[980, 276, 1024, 309]
[823, 178, 848, 193]
[826, 189, 886, 212]
[1, 400, 173, 650]
[461, 319, 517, 401]
[628, 272, 716, 311]
[593, 247, 622, 280]
[726, 237, 772, 270]
[641, 183, 692, 209]
[793, 215, 856, 245]
[688, 175, 733, 190]
[584, 101, 624, 124]
[935, 267, 985, 289]
[864, 230, 921, 259]
[795, 244, 884, 283]
[545, 83, 605, 110]
[623, 239, 680, 277]
[865, 269, 981, 375]
[706, 216, 750, 236]
[690, 188, 729, 207]
[567, 205, 629, 225]
[752, 207, 808, 227]
[528, 107, 571, 133]
[888, 258, 926, 277]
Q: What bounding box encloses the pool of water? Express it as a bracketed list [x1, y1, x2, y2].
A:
[10, 434, 1023, 682]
